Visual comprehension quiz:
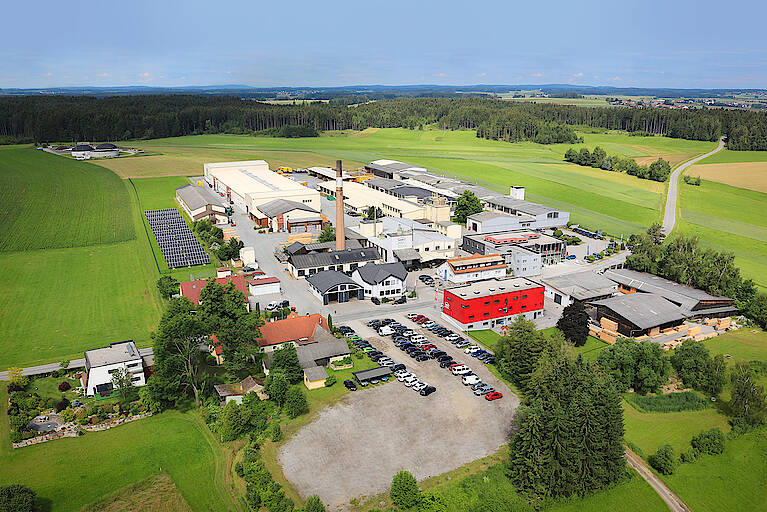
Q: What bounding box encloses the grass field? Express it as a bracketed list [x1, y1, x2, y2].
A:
[0, 385, 242, 512]
[0, 147, 135, 252]
[98, 128, 717, 237]
[78, 473, 193, 512]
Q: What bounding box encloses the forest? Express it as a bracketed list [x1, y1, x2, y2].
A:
[0, 95, 765, 149]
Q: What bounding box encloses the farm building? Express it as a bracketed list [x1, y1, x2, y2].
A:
[287, 247, 381, 278]
[351, 261, 408, 299]
[602, 268, 738, 319]
[203, 160, 320, 217]
[442, 277, 545, 331]
[590, 293, 688, 337]
[462, 230, 564, 267]
[248, 276, 281, 296]
[306, 270, 365, 304]
[82, 341, 147, 396]
[542, 271, 618, 306]
[70, 143, 120, 159]
[250, 198, 323, 233]
[175, 184, 228, 223]
[437, 254, 507, 284]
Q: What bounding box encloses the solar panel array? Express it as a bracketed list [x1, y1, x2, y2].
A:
[144, 209, 210, 268]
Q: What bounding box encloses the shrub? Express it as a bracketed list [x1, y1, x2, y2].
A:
[55, 398, 70, 412]
[284, 387, 308, 419]
[649, 444, 676, 475]
[679, 449, 697, 464]
[324, 375, 337, 387]
[305, 495, 326, 512]
[626, 441, 644, 460]
[9, 431, 22, 443]
[60, 408, 74, 423]
[691, 428, 726, 456]
[624, 391, 708, 412]
[269, 422, 282, 442]
[58, 381, 71, 392]
[390, 470, 421, 509]
[234, 462, 244, 477]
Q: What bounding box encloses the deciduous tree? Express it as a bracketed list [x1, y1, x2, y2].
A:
[556, 302, 590, 346]
[452, 191, 482, 224]
[390, 470, 421, 509]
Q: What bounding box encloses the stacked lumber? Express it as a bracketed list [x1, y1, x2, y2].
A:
[600, 318, 619, 331]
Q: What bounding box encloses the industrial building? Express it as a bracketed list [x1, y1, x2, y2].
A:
[203, 160, 321, 217]
[590, 293, 688, 337]
[251, 198, 323, 233]
[541, 271, 618, 306]
[437, 254, 507, 284]
[442, 278, 545, 331]
[352, 216, 456, 266]
[70, 142, 120, 159]
[463, 230, 565, 267]
[317, 180, 425, 218]
[287, 247, 382, 278]
[306, 270, 365, 304]
[365, 159, 427, 179]
[482, 192, 569, 229]
[175, 184, 228, 223]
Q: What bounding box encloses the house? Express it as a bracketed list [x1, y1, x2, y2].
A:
[306, 270, 365, 304]
[250, 198, 323, 233]
[442, 278, 545, 331]
[590, 293, 688, 337]
[257, 312, 331, 352]
[214, 376, 266, 405]
[542, 271, 618, 306]
[175, 184, 228, 224]
[352, 261, 408, 299]
[437, 254, 507, 284]
[248, 276, 281, 296]
[179, 275, 250, 311]
[287, 247, 381, 278]
[82, 341, 146, 396]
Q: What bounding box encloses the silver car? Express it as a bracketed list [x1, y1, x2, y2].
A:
[474, 384, 494, 396]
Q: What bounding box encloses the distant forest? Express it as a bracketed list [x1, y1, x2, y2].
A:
[0, 95, 765, 150]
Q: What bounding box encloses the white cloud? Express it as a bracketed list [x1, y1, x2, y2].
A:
[531, 72, 544, 77]
[572, 72, 584, 78]
[138, 72, 151, 80]
[43, 72, 53, 77]
[610, 75, 621, 81]
[97, 73, 111, 78]
[477, 72, 487, 77]
[433, 72, 448, 77]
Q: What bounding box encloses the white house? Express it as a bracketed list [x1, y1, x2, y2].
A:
[82, 341, 146, 397]
[351, 262, 408, 299]
[248, 276, 281, 296]
[437, 254, 507, 284]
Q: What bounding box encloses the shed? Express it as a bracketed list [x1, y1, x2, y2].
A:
[353, 366, 392, 384]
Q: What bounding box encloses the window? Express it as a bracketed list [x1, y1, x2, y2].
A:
[522, 305, 527, 310]
[127, 362, 140, 368]
[513, 296, 518, 300]
[484, 301, 490, 305]
[468, 315, 475, 319]
[522, 294, 527, 299]
[298, 269, 305, 277]
[484, 312, 489, 317]
[494, 300, 499, 304]
[460, 304, 469, 308]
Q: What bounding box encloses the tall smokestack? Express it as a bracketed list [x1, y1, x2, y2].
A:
[335, 160, 346, 251]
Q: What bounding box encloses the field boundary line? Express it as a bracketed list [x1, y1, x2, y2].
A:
[127, 178, 162, 274]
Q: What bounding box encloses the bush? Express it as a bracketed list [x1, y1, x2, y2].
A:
[679, 449, 697, 464]
[58, 381, 71, 392]
[390, 470, 421, 509]
[649, 444, 676, 475]
[691, 428, 726, 456]
[269, 422, 282, 442]
[60, 408, 74, 423]
[284, 387, 309, 419]
[55, 398, 70, 412]
[305, 495, 326, 512]
[324, 375, 337, 387]
[624, 391, 708, 412]
[234, 462, 244, 477]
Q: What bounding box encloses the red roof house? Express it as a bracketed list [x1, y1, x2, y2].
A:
[257, 312, 330, 350]
[180, 275, 249, 310]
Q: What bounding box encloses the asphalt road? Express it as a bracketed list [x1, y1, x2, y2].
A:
[662, 137, 725, 235]
[625, 448, 691, 512]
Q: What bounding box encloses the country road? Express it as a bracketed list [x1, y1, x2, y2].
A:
[662, 137, 725, 234]
[626, 449, 691, 512]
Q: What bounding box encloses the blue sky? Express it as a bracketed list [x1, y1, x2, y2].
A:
[3, 0, 765, 89]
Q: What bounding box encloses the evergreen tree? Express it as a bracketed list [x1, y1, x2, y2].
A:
[556, 302, 590, 346]
[390, 470, 421, 509]
[730, 362, 767, 427]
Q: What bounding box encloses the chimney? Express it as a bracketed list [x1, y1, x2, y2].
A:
[335, 160, 346, 251]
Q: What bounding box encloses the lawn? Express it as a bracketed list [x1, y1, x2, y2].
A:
[0, 385, 242, 512]
[0, 147, 135, 252]
[538, 326, 609, 362]
[78, 473, 193, 512]
[469, 329, 501, 351]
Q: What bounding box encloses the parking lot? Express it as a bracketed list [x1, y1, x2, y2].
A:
[277, 312, 519, 509]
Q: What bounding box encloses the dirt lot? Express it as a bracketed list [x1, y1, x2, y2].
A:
[277, 313, 519, 510]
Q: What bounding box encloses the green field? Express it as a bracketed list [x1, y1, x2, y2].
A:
[0, 385, 241, 512]
[0, 147, 135, 252]
[103, 128, 717, 237]
[0, 148, 163, 368]
[695, 148, 767, 164]
[677, 177, 767, 289]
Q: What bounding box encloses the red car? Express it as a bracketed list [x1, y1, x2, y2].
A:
[485, 392, 503, 401]
[448, 363, 462, 370]
[421, 344, 436, 351]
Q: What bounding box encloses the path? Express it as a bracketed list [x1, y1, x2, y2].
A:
[0, 348, 154, 380]
[662, 137, 725, 235]
[625, 448, 691, 512]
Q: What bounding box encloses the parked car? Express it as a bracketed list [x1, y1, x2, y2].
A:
[474, 385, 494, 396]
[394, 296, 407, 305]
[392, 364, 407, 373]
[471, 381, 486, 391]
[378, 326, 394, 336]
[439, 359, 456, 368]
[412, 381, 427, 391]
[415, 354, 429, 362]
[485, 392, 503, 401]
[462, 374, 481, 386]
[343, 380, 358, 391]
[464, 346, 480, 354]
[371, 297, 381, 305]
[403, 376, 419, 387]
[420, 385, 437, 396]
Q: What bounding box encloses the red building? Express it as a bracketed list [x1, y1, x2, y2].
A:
[442, 278, 545, 331]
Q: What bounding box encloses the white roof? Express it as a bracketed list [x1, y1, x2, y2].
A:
[205, 162, 309, 196]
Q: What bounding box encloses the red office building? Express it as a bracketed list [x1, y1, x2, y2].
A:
[442, 278, 545, 331]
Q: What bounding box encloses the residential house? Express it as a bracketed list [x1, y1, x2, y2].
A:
[351, 261, 408, 299]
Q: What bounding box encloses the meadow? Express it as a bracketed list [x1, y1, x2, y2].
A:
[100, 128, 717, 237]
[0, 147, 135, 252]
[0, 385, 242, 512]
[686, 148, 767, 193]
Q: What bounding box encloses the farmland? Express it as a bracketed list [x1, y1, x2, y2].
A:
[0, 385, 241, 512]
[100, 128, 716, 237]
[0, 146, 135, 252]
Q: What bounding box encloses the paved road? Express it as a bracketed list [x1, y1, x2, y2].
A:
[662, 137, 725, 235]
[0, 348, 153, 381]
[626, 448, 691, 512]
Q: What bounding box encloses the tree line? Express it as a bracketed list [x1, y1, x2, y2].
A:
[1, 95, 766, 149]
[565, 146, 672, 181]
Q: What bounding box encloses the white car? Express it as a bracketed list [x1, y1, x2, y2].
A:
[464, 345, 480, 354]
[403, 376, 419, 387]
[398, 372, 416, 382]
[403, 330, 415, 337]
[394, 369, 409, 378]
[452, 366, 472, 376]
[462, 374, 480, 386]
[412, 381, 428, 392]
[406, 313, 419, 319]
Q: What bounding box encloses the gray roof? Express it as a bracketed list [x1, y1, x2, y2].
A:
[353, 366, 392, 382]
[366, 177, 404, 190]
[304, 366, 329, 381]
[439, 183, 498, 199]
[467, 211, 509, 222]
[394, 248, 421, 262]
[366, 161, 418, 174]
[602, 269, 732, 314]
[306, 270, 362, 294]
[95, 143, 117, 150]
[297, 336, 350, 367]
[72, 144, 94, 152]
[85, 341, 141, 368]
[290, 247, 380, 270]
[176, 184, 222, 211]
[484, 196, 559, 216]
[257, 198, 319, 218]
[542, 271, 617, 301]
[409, 174, 444, 186]
[591, 293, 687, 330]
[390, 185, 433, 200]
[304, 239, 362, 252]
[355, 262, 407, 285]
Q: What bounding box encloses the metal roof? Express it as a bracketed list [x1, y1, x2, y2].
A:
[176, 184, 223, 211]
[484, 196, 559, 216]
[542, 271, 618, 301]
[353, 366, 392, 382]
[256, 198, 319, 218]
[304, 366, 329, 381]
[366, 177, 404, 190]
[390, 185, 433, 199]
[591, 293, 687, 330]
[291, 247, 380, 269]
[297, 336, 350, 367]
[354, 262, 407, 285]
[306, 270, 362, 294]
[394, 248, 421, 262]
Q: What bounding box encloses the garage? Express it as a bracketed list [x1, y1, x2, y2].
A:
[306, 270, 364, 305]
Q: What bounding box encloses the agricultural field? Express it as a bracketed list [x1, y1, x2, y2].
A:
[78, 473, 193, 512]
[676, 172, 767, 290]
[683, 148, 767, 194]
[0, 146, 135, 251]
[106, 128, 716, 237]
[0, 385, 241, 512]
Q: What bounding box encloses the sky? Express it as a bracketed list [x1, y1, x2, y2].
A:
[3, 0, 766, 89]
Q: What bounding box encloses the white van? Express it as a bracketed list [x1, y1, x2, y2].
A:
[410, 334, 426, 343]
[378, 326, 394, 336]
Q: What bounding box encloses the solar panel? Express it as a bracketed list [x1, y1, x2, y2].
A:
[144, 209, 211, 268]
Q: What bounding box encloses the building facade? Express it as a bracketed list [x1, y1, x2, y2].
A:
[83, 341, 146, 396]
[351, 262, 408, 299]
[441, 278, 545, 331]
[463, 230, 566, 266]
[437, 254, 507, 284]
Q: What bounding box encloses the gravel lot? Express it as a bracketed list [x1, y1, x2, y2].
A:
[277, 313, 519, 510]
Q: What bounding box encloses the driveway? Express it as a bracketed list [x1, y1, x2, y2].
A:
[28, 413, 63, 432]
[277, 313, 519, 509]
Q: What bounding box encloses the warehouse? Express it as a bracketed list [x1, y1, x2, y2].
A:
[306, 270, 365, 304]
[542, 271, 618, 306]
[352, 216, 456, 264]
[175, 184, 228, 223]
[462, 230, 565, 266]
[482, 195, 570, 229]
[287, 247, 382, 278]
[442, 278, 545, 331]
[317, 180, 425, 218]
[251, 198, 323, 233]
[203, 160, 321, 216]
[590, 293, 687, 337]
[365, 159, 427, 179]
